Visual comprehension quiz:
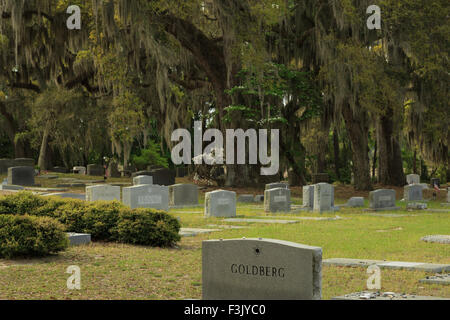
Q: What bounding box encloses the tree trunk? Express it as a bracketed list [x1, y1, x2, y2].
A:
[341, 103, 373, 190]
[333, 128, 340, 180]
[377, 112, 406, 186]
[38, 123, 50, 171]
[372, 139, 377, 181]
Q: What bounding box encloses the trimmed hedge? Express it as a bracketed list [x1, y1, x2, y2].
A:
[0, 192, 181, 247]
[0, 214, 68, 258]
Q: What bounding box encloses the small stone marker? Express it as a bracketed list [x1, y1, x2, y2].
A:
[264, 188, 291, 213]
[368, 189, 399, 211]
[404, 185, 423, 201]
[86, 185, 121, 202]
[7, 166, 35, 186]
[420, 274, 450, 285]
[67, 233, 91, 246]
[333, 291, 449, 300]
[122, 185, 169, 211]
[406, 174, 420, 185]
[421, 235, 450, 244]
[313, 183, 334, 213]
[87, 164, 104, 176]
[265, 182, 289, 190]
[347, 197, 365, 208]
[254, 195, 264, 202]
[204, 190, 236, 218]
[169, 184, 199, 207]
[133, 175, 153, 186]
[202, 238, 322, 300]
[73, 166, 86, 175]
[302, 185, 315, 209]
[406, 202, 427, 210]
[237, 195, 255, 203]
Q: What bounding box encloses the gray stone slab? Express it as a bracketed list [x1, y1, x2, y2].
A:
[86, 185, 121, 202]
[347, 197, 365, 208]
[0, 184, 24, 191]
[72, 166, 86, 175]
[420, 274, 450, 285]
[302, 185, 315, 208]
[206, 224, 248, 230]
[7, 166, 35, 186]
[42, 193, 86, 200]
[237, 194, 255, 203]
[421, 235, 450, 244]
[265, 182, 289, 190]
[202, 238, 322, 300]
[406, 174, 420, 185]
[333, 291, 449, 300]
[313, 183, 334, 213]
[264, 188, 291, 213]
[169, 184, 199, 206]
[133, 175, 153, 186]
[369, 189, 399, 210]
[38, 174, 59, 180]
[224, 218, 300, 224]
[179, 228, 221, 237]
[407, 202, 427, 210]
[404, 185, 423, 201]
[67, 233, 91, 246]
[324, 258, 450, 273]
[204, 190, 236, 218]
[122, 185, 169, 211]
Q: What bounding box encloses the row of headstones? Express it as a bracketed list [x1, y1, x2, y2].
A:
[406, 173, 441, 189]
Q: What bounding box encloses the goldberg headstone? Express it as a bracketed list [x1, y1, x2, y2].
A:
[313, 183, 334, 213]
[133, 175, 153, 186]
[265, 182, 289, 190]
[264, 188, 291, 213]
[169, 184, 199, 206]
[204, 190, 236, 218]
[202, 238, 322, 300]
[369, 189, 398, 210]
[86, 185, 121, 202]
[7, 166, 35, 186]
[406, 174, 420, 185]
[404, 185, 423, 201]
[122, 185, 169, 211]
[302, 185, 315, 209]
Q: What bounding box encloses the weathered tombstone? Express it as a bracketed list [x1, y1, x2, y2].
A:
[169, 184, 199, 207]
[265, 182, 289, 190]
[149, 168, 176, 186]
[430, 178, 440, 188]
[406, 174, 420, 185]
[73, 166, 86, 175]
[86, 185, 121, 202]
[237, 195, 255, 203]
[404, 185, 423, 201]
[312, 173, 329, 184]
[122, 185, 169, 211]
[133, 175, 153, 186]
[87, 164, 104, 176]
[369, 189, 398, 210]
[202, 238, 322, 300]
[302, 185, 315, 208]
[254, 195, 264, 202]
[204, 190, 236, 218]
[347, 197, 365, 208]
[7, 166, 35, 186]
[106, 161, 121, 178]
[67, 233, 91, 246]
[264, 188, 291, 213]
[313, 183, 334, 213]
[52, 166, 69, 173]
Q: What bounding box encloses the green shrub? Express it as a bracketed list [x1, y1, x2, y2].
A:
[0, 192, 48, 215]
[52, 199, 88, 233]
[114, 208, 181, 247]
[83, 201, 123, 241]
[0, 214, 68, 258]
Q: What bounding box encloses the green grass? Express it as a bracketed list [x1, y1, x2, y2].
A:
[0, 194, 448, 300]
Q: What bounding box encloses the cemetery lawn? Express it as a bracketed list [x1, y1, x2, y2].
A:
[0, 176, 448, 300]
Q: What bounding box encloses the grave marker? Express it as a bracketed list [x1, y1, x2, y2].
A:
[404, 185, 423, 201]
[122, 185, 169, 211]
[86, 185, 121, 202]
[202, 238, 322, 300]
[369, 189, 399, 211]
[264, 188, 291, 213]
[7, 166, 35, 186]
[204, 190, 236, 218]
[169, 184, 199, 207]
